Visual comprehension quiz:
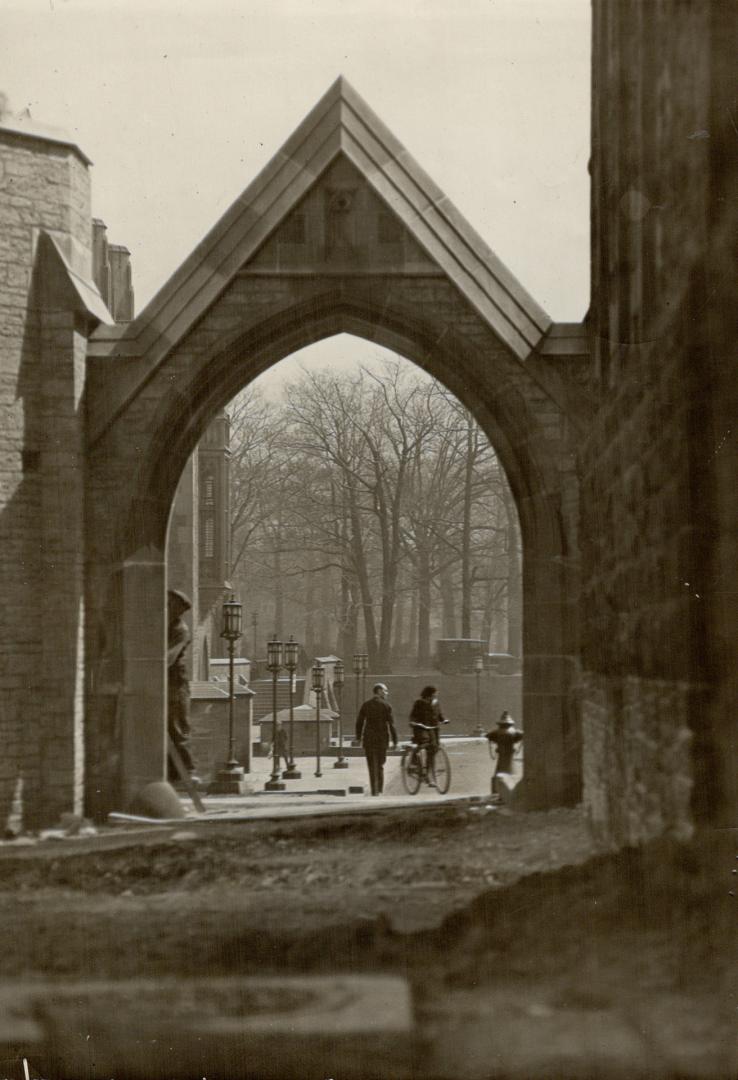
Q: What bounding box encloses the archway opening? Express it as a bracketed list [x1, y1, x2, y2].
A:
[164, 334, 524, 798]
[104, 293, 577, 815]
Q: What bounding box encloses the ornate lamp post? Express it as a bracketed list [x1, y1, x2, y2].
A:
[265, 636, 286, 791]
[474, 653, 485, 736]
[353, 652, 368, 714]
[250, 611, 259, 659]
[210, 596, 248, 794]
[312, 660, 325, 778]
[332, 659, 348, 769]
[352, 653, 362, 729]
[352, 652, 365, 745]
[358, 652, 369, 704]
[282, 635, 301, 779]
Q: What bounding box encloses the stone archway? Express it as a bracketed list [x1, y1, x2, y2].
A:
[85, 79, 589, 814]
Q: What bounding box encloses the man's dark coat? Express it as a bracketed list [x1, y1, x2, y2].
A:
[355, 697, 397, 749]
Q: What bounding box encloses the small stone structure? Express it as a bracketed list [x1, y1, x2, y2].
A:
[165, 415, 233, 685]
[260, 704, 336, 756]
[209, 657, 250, 685]
[188, 680, 254, 782]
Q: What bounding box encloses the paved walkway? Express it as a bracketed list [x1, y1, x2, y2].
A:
[176, 736, 499, 823]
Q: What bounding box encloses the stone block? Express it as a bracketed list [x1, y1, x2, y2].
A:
[523, 654, 577, 696]
[0, 974, 415, 1080]
[127, 781, 186, 820]
[523, 600, 574, 654]
[518, 695, 578, 809]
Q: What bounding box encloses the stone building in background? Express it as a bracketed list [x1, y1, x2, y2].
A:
[0, 2, 734, 844]
[165, 413, 232, 683]
[90, 218, 233, 688]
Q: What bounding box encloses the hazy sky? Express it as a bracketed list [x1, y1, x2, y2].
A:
[2, 0, 590, 323]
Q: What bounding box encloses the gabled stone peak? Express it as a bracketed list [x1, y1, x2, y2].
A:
[89, 78, 551, 363]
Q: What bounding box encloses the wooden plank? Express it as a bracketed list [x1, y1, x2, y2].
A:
[167, 736, 206, 814]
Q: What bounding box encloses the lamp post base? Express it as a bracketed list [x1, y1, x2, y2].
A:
[264, 777, 286, 791]
[282, 764, 302, 779]
[333, 758, 349, 769]
[209, 762, 251, 795]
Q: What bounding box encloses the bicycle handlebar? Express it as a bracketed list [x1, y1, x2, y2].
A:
[410, 719, 449, 729]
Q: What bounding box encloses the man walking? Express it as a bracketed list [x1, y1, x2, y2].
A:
[268, 723, 290, 774]
[355, 682, 398, 796]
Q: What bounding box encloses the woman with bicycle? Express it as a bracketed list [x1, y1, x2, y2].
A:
[401, 682, 453, 794]
[409, 685, 447, 757]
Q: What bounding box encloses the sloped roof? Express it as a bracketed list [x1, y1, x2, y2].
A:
[89, 77, 551, 367]
[0, 113, 93, 166]
[40, 232, 111, 325]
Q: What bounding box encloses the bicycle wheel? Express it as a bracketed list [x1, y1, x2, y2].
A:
[401, 746, 422, 795]
[431, 746, 451, 794]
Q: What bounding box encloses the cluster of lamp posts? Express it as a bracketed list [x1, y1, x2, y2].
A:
[218, 596, 371, 792]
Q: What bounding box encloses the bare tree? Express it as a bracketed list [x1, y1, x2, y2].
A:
[227, 357, 522, 670]
[227, 386, 287, 579]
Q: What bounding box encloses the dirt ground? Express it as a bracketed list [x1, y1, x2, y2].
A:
[0, 805, 596, 973]
[0, 804, 734, 1078]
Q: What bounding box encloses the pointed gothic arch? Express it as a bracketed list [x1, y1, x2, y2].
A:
[85, 79, 589, 813]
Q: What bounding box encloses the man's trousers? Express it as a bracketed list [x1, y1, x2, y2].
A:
[364, 746, 387, 795]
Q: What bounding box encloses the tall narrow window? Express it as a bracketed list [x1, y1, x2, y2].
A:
[202, 473, 215, 562]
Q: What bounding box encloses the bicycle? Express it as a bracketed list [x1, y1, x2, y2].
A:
[400, 721, 451, 795]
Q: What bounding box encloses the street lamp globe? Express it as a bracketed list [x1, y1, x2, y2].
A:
[334, 659, 345, 687]
[311, 661, 325, 692]
[284, 635, 299, 672]
[221, 596, 243, 641]
[267, 637, 283, 672]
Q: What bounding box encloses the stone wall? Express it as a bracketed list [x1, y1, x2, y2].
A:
[582, 0, 737, 844]
[0, 125, 92, 829]
[167, 415, 231, 683]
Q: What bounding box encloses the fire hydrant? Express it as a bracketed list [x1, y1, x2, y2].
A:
[486, 711, 523, 795]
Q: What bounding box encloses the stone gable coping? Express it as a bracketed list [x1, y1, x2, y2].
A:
[88, 78, 552, 373]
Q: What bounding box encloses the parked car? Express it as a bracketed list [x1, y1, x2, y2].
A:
[484, 652, 521, 675]
[435, 640, 522, 675]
